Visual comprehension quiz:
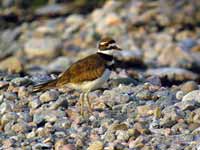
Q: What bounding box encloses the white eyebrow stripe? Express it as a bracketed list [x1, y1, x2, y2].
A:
[100, 42, 108, 45]
[108, 43, 116, 47]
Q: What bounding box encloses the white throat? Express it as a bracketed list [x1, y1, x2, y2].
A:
[97, 49, 115, 56]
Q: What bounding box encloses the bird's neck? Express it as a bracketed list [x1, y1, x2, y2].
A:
[97, 52, 113, 62]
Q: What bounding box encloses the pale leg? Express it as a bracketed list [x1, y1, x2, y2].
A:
[79, 93, 85, 116]
[85, 91, 92, 113]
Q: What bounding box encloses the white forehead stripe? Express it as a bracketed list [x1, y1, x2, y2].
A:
[100, 42, 108, 45]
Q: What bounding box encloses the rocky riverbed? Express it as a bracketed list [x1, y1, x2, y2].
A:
[0, 0, 200, 150]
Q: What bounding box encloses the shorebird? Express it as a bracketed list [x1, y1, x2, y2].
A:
[33, 37, 122, 115]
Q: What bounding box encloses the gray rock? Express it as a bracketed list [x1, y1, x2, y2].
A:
[193, 108, 200, 124]
[146, 67, 198, 82]
[171, 122, 189, 134]
[18, 86, 29, 98]
[17, 112, 32, 122]
[24, 37, 61, 58]
[175, 101, 196, 111]
[116, 130, 129, 141]
[176, 91, 184, 100]
[136, 90, 152, 101]
[11, 77, 31, 86]
[47, 56, 72, 72]
[2, 138, 15, 149]
[1, 27, 22, 43]
[103, 131, 115, 142]
[4, 120, 15, 135]
[179, 38, 198, 51]
[36, 4, 67, 16]
[0, 81, 9, 89]
[1, 0, 14, 8]
[146, 76, 161, 86]
[0, 41, 21, 60]
[116, 49, 143, 64]
[53, 119, 71, 130]
[11, 121, 30, 133]
[33, 113, 45, 125]
[160, 106, 183, 128]
[0, 101, 13, 114]
[29, 98, 41, 109]
[49, 96, 68, 110]
[39, 90, 59, 103]
[182, 90, 200, 103]
[157, 41, 200, 70]
[180, 81, 199, 94]
[1, 112, 18, 127]
[33, 110, 66, 124]
[4, 92, 17, 101]
[0, 56, 23, 73]
[32, 143, 51, 150]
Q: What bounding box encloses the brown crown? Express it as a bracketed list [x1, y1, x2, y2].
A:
[98, 37, 116, 50]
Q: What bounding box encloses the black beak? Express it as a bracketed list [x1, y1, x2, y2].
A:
[113, 45, 122, 51]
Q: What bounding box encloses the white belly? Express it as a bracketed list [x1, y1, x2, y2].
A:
[68, 69, 111, 92]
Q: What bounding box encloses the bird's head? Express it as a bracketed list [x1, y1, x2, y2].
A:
[97, 37, 121, 55]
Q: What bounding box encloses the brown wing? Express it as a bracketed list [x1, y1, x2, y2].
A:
[56, 54, 106, 85]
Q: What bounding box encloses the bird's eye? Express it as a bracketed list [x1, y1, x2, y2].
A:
[104, 43, 109, 46]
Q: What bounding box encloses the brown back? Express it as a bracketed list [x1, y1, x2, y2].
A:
[56, 54, 107, 86]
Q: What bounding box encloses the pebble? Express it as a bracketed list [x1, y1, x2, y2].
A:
[88, 141, 104, 150]
[129, 136, 145, 149]
[117, 49, 143, 64]
[61, 144, 76, 150]
[160, 106, 183, 128]
[2, 138, 15, 149]
[136, 90, 152, 101]
[137, 105, 156, 117]
[29, 98, 41, 109]
[0, 81, 9, 88]
[1, 112, 18, 127]
[32, 143, 51, 150]
[182, 90, 200, 103]
[146, 75, 161, 86]
[24, 37, 61, 58]
[18, 86, 29, 98]
[4, 92, 17, 101]
[11, 77, 31, 86]
[175, 101, 196, 111]
[49, 96, 68, 110]
[180, 81, 199, 93]
[33, 110, 66, 124]
[157, 44, 192, 68]
[47, 56, 72, 72]
[39, 90, 59, 103]
[0, 56, 23, 73]
[116, 130, 129, 141]
[146, 67, 198, 82]
[176, 91, 184, 100]
[11, 121, 30, 133]
[35, 4, 67, 16]
[0, 101, 13, 114]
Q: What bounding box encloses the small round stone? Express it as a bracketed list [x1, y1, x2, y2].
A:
[180, 81, 199, 94]
[88, 141, 104, 150]
[176, 91, 184, 100]
[39, 90, 59, 103]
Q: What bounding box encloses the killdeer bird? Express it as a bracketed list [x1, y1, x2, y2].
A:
[33, 37, 122, 115]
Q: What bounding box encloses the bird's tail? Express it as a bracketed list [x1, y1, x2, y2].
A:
[32, 79, 58, 92]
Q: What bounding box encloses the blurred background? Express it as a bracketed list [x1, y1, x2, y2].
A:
[1, 1, 200, 149]
[0, 0, 200, 78]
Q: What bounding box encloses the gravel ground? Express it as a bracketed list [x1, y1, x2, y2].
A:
[0, 0, 200, 150]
